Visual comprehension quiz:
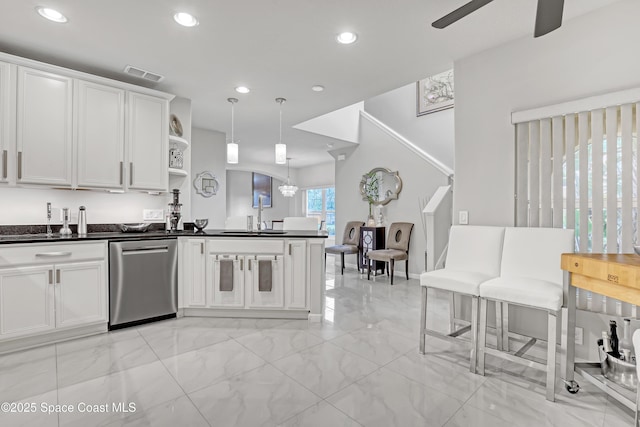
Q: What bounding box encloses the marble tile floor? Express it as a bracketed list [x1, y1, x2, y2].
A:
[0, 257, 635, 427]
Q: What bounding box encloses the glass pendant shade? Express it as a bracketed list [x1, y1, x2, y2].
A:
[275, 98, 287, 164]
[275, 143, 286, 164]
[227, 98, 239, 164]
[227, 142, 238, 164]
[279, 158, 298, 197]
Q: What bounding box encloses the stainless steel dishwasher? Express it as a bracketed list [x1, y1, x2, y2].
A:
[109, 239, 178, 329]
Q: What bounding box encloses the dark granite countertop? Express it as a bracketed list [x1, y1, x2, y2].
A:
[0, 229, 328, 244]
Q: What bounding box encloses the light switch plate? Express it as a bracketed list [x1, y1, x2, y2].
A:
[459, 210, 469, 225]
[143, 209, 164, 221]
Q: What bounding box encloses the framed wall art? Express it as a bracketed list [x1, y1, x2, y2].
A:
[416, 69, 454, 116]
[252, 172, 272, 208]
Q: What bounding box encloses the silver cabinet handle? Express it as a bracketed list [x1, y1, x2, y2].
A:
[129, 162, 133, 186]
[56, 269, 60, 284]
[289, 244, 291, 256]
[17, 151, 22, 179]
[248, 259, 252, 271]
[120, 161, 123, 185]
[240, 258, 243, 270]
[36, 252, 72, 258]
[48, 270, 53, 284]
[2, 150, 6, 179]
[200, 242, 204, 254]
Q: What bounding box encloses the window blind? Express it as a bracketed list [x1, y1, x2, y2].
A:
[515, 103, 638, 317]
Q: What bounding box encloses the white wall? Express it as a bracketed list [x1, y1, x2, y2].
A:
[226, 170, 295, 225]
[190, 128, 227, 228]
[453, 0, 640, 359]
[454, 0, 640, 226]
[296, 161, 335, 190]
[335, 115, 451, 276]
[0, 186, 167, 225]
[365, 82, 454, 169]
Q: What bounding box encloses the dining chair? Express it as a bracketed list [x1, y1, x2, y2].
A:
[325, 221, 364, 274]
[365, 222, 413, 285]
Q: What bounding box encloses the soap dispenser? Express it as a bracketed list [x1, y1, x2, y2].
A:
[78, 206, 87, 236]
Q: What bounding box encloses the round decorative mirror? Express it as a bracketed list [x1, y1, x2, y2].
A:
[359, 167, 403, 206]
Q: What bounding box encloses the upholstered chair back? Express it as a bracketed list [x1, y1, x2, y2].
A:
[445, 226, 505, 277]
[343, 221, 364, 245]
[387, 222, 414, 252]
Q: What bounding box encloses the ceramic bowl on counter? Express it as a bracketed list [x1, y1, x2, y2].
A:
[194, 219, 208, 232]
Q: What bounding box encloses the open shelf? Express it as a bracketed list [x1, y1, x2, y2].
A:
[169, 135, 189, 150]
[168, 168, 188, 177]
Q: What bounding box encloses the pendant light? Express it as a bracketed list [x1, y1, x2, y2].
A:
[227, 98, 239, 164]
[275, 97, 287, 164]
[279, 158, 298, 197]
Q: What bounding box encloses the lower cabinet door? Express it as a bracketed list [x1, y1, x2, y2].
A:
[208, 254, 244, 308]
[246, 255, 284, 308]
[55, 261, 107, 329]
[285, 240, 308, 309]
[0, 265, 55, 338]
[182, 239, 206, 307]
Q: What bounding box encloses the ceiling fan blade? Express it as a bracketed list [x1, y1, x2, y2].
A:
[534, 0, 564, 37]
[432, 0, 494, 29]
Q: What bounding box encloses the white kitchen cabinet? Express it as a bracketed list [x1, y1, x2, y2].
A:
[285, 240, 308, 309]
[208, 254, 245, 308]
[0, 242, 108, 343]
[127, 91, 168, 192]
[0, 61, 12, 183]
[16, 66, 73, 186]
[76, 80, 125, 189]
[181, 239, 207, 307]
[0, 265, 54, 337]
[246, 255, 284, 309]
[55, 261, 106, 329]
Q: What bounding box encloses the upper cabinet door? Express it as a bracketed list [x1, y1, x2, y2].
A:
[0, 61, 11, 183]
[16, 67, 73, 186]
[126, 92, 168, 192]
[76, 81, 125, 189]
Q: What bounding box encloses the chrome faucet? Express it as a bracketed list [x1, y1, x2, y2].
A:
[257, 195, 265, 230]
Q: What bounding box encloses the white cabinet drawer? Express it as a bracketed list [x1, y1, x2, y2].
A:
[207, 239, 284, 254]
[0, 241, 107, 267]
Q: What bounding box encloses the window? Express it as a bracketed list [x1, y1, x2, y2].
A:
[306, 187, 335, 236]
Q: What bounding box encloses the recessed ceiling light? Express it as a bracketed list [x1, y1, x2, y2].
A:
[312, 85, 325, 92]
[235, 86, 250, 94]
[173, 12, 199, 27]
[36, 7, 67, 23]
[336, 32, 358, 44]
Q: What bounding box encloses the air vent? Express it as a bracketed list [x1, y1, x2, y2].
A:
[123, 65, 164, 83]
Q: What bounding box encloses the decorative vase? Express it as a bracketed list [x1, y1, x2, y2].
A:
[367, 215, 376, 226]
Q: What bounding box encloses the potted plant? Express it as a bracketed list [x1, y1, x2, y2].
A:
[363, 171, 379, 226]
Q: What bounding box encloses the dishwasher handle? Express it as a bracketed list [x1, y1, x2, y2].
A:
[121, 245, 169, 254]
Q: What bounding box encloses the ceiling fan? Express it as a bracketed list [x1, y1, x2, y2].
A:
[432, 0, 565, 38]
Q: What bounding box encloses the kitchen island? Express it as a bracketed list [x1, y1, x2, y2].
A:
[0, 227, 327, 354]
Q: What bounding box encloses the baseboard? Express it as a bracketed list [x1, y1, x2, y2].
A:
[308, 314, 323, 323]
[0, 322, 107, 355]
[183, 308, 310, 320]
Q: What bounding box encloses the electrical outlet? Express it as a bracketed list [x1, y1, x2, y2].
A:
[143, 209, 164, 221]
[459, 210, 469, 225]
[575, 327, 583, 346]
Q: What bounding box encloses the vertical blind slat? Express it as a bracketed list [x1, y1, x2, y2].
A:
[636, 103, 640, 247]
[578, 112, 590, 252]
[605, 107, 619, 253]
[540, 118, 553, 227]
[516, 123, 530, 227]
[529, 121, 541, 227]
[566, 114, 576, 231]
[552, 116, 564, 228]
[621, 104, 633, 252]
[591, 109, 604, 253]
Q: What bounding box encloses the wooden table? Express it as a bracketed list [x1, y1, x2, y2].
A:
[561, 253, 640, 409]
